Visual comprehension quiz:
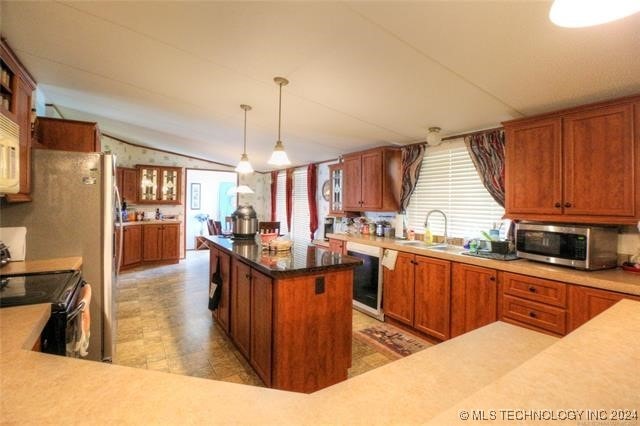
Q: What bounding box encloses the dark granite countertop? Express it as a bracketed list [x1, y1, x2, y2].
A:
[203, 236, 362, 278]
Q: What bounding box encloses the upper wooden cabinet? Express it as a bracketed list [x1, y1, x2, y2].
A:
[1, 39, 36, 203]
[504, 95, 640, 224]
[328, 163, 344, 215]
[116, 167, 138, 204]
[36, 117, 101, 153]
[342, 147, 401, 212]
[137, 165, 182, 204]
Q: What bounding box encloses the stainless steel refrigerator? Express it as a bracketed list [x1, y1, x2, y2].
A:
[0, 149, 121, 362]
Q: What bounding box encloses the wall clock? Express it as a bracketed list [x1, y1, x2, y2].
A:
[322, 180, 331, 201]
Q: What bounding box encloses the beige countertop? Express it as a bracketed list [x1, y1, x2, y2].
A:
[116, 219, 181, 227]
[0, 256, 83, 276]
[328, 233, 640, 296]
[2, 297, 639, 423]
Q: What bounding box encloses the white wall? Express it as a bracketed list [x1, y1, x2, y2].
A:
[185, 170, 236, 249]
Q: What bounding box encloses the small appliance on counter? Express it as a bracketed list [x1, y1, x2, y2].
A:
[515, 222, 618, 270]
[0, 242, 10, 267]
[323, 217, 335, 241]
[231, 205, 258, 239]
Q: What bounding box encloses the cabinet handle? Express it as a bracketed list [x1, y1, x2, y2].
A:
[554, 202, 562, 208]
[528, 286, 537, 293]
[564, 202, 572, 208]
[529, 311, 537, 318]
[489, 276, 496, 281]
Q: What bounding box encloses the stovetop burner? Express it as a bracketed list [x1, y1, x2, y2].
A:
[0, 270, 82, 310]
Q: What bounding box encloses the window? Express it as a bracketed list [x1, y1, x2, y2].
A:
[274, 169, 311, 243]
[406, 140, 505, 239]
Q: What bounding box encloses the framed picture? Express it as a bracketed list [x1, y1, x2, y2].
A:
[191, 183, 201, 210]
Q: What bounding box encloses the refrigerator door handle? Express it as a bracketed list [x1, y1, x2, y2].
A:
[114, 184, 123, 277]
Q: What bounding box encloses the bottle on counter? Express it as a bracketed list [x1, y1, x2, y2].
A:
[121, 201, 128, 222]
[155, 208, 161, 220]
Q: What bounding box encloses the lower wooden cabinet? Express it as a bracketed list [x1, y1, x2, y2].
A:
[119, 223, 180, 270]
[122, 224, 142, 267]
[250, 269, 273, 386]
[328, 238, 346, 255]
[383, 252, 451, 341]
[210, 246, 231, 334]
[451, 263, 498, 338]
[231, 259, 252, 359]
[567, 285, 640, 332]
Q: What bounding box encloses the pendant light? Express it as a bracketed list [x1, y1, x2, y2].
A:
[549, 0, 640, 28]
[235, 104, 254, 174]
[426, 127, 442, 147]
[268, 76, 291, 166]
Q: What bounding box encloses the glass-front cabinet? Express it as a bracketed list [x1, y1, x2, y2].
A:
[329, 163, 343, 215]
[137, 165, 182, 205]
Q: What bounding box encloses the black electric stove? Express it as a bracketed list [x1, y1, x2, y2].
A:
[0, 270, 85, 356]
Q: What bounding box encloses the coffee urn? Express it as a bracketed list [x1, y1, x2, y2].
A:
[231, 205, 258, 239]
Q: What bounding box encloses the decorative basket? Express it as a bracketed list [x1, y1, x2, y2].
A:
[269, 239, 293, 252]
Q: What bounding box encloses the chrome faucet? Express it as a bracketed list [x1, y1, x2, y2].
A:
[425, 209, 448, 245]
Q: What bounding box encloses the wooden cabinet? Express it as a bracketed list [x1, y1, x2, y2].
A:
[231, 259, 251, 358]
[121, 225, 142, 267]
[137, 165, 182, 204]
[250, 268, 273, 386]
[328, 163, 344, 215]
[383, 253, 451, 341]
[328, 238, 346, 255]
[1, 39, 36, 203]
[117, 167, 138, 204]
[36, 117, 101, 153]
[210, 246, 231, 334]
[142, 223, 180, 263]
[451, 263, 497, 338]
[567, 285, 640, 332]
[342, 147, 401, 212]
[504, 95, 640, 224]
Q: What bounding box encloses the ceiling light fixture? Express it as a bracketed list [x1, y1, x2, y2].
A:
[426, 127, 442, 147]
[268, 77, 291, 166]
[235, 104, 254, 174]
[226, 185, 254, 195]
[549, 0, 640, 28]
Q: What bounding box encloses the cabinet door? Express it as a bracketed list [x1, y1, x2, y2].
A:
[505, 118, 562, 215]
[250, 269, 273, 386]
[563, 104, 635, 217]
[14, 78, 32, 198]
[382, 252, 415, 326]
[451, 263, 497, 337]
[231, 260, 251, 358]
[414, 256, 451, 340]
[342, 154, 362, 210]
[160, 167, 181, 204]
[328, 164, 343, 215]
[121, 168, 138, 204]
[360, 150, 383, 210]
[567, 285, 627, 332]
[122, 225, 142, 266]
[138, 167, 159, 203]
[142, 225, 163, 261]
[161, 224, 180, 260]
[217, 250, 232, 333]
[328, 238, 345, 255]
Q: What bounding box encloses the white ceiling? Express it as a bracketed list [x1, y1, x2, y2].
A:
[1, 1, 639, 171]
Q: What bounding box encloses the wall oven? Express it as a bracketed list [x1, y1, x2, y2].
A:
[346, 242, 384, 320]
[515, 223, 618, 270]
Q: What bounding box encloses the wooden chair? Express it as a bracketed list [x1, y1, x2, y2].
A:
[258, 221, 280, 234]
[207, 219, 222, 235]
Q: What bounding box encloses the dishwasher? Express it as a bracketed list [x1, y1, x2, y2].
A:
[346, 242, 384, 321]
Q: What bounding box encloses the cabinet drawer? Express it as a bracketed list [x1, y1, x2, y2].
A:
[501, 272, 567, 308]
[502, 295, 566, 336]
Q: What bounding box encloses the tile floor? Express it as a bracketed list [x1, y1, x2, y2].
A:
[114, 250, 396, 386]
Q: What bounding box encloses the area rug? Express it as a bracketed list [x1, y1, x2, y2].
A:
[354, 323, 432, 359]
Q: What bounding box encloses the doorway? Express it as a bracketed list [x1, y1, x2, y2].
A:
[185, 169, 237, 250]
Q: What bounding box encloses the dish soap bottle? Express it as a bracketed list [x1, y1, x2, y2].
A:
[423, 227, 433, 244]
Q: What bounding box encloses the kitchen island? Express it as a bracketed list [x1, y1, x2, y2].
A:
[204, 236, 361, 393]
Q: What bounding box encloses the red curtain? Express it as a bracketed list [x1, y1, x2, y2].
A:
[307, 164, 318, 241]
[270, 170, 278, 221]
[285, 168, 294, 232]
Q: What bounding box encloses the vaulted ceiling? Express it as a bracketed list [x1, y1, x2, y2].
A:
[1, 1, 639, 170]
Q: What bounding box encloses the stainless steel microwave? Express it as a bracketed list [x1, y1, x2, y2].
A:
[515, 223, 618, 270]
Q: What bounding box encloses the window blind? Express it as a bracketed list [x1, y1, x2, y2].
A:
[274, 168, 311, 243]
[275, 171, 288, 235]
[406, 140, 505, 239]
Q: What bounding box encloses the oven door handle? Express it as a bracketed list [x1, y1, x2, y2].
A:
[67, 300, 86, 322]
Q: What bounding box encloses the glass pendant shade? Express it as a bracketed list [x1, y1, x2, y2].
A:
[268, 140, 290, 166]
[550, 0, 640, 27]
[268, 77, 291, 166]
[235, 153, 253, 174]
[226, 185, 254, 195]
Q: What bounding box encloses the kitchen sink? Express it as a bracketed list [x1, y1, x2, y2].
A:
[394, 240, 448, 250]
